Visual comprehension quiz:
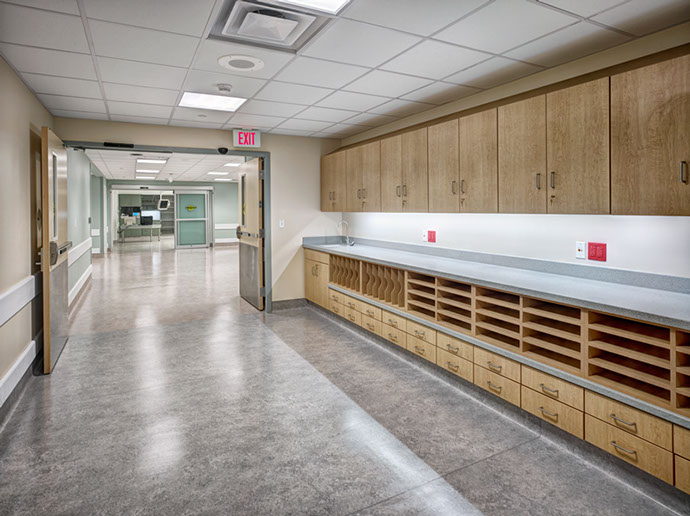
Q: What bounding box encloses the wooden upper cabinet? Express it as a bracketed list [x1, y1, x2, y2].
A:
[458, 109, 498, 213]
[611, 54, 690, 215]
[547, 78, 610, 214]
[498, 95, 547, 213]
[381, 135, 403, 212]
[346, 141, 380, 212]
[428, 119, 459, 212]
[402, 127, 429, 212]
[321, 151, 346, 212]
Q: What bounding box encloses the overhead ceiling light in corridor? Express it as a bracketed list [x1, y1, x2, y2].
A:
[137, 159, 167, 164]
[214, 178, 233, 182]
[135, 176, 155, 180]
[274, 0, 351, 14]
[179, 92, 247, 112]
[208, 171, 229, 175]
[224, 163, 241, 167]
[136, 169, 159, 173]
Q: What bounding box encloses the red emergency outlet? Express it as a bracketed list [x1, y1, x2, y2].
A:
[427, 230, 436, 243]
[588, 242, 607, 261]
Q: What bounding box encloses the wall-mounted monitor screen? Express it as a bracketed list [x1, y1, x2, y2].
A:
[158, 199, 170, 210]
[141, 210, 161, 221]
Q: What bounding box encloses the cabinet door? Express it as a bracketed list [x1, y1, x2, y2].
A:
[320, 154, 334, 212]
[428, 119, 459, 212]
[360, 141, 381, 212]
[305, 258, 317, 302]
[611, 54, 690, 215]
[331, 151, 347, 212]
[314, 263, 329, 307]
[346, 147, 363, 212]
[547, 78, 610, 214]
[381, 135, 403, 212]
[402, 127, 429, 212]
[498, 96, 546, 213]
[459, 109, 498, 212]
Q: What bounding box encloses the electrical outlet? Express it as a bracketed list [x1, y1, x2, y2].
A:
[427, 230, 436, 243]
[575, 241, 586, 259]
[588, 242, 607, 261]
[279, 219, 285, 228]
[422, 231, 427, 242]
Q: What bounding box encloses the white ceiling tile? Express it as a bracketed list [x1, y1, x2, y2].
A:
[401, 81, 480, 104]
[0, 43, 97, 79]
[3, 0, 79, 15]
[0, 3, 89, 52]
[110, 115, 169, 125]
[82, 0, 215, 37]
[97, 57, 188, 89]
[89, 20, 198, 67]
[108, 101, 173, 118]
[194, 39, 293, 80]
[255, 81, 333, 104]
[103, 83, 179, 105]
[294, 106, 358, 123]
[537, 0, 628, 18]
[591, 0, 690, 36]
[274, 57, 369, 89]
[316, 91, 390, 111]
[344, 70, 432, 97]
[20, 73, 101, 98]
[444, 57, 542, 88]
[183, 69, 266, 98]
[317, 123, 368, 136]
[168, 120, 225, 129]
[238, 100, 306, 117]
[37, 94, 106, 113]
[277, 119, 333, 132]
[505, 22, 631, 67]
[52, 109, 109, 120]
[435, 0, 578, 53]
[269, 128, 315, 136]
[368, 98, 433, 117]
[381, 40, 490, 80]
[302, 19, 421, 67]
[341, 112, 398, 127]
[171, 107, 233, 123]
[226, 113, 285, 128]
[343, 0, 490, 36]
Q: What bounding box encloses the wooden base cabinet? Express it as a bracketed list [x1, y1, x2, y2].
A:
[305, 256, 329, 308]
[521, 386, 584, 438]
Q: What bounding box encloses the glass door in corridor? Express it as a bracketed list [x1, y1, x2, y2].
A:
[175, 191, 211, 248]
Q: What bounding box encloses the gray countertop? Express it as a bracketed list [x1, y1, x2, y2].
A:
[304, 242, 690, 331]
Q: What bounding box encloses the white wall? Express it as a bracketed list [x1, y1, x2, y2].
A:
[343, 213, 690, 278]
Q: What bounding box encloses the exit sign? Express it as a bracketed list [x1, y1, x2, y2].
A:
[233, 129, 261, 148]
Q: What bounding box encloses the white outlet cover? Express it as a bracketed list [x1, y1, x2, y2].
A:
[279, 219, 285, 228]
[575, 241, 586, 259]
[422, 231, 428, 242]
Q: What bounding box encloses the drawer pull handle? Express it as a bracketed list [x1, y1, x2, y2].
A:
[414, 346, 425, 355]
[538, 407, 558, 420]
[487, 381, 502, 393]
[349, 315, 356, 322]
[539, 384, 559, 397]
[414, 330, 426, 337]
[348, 302, 356, 309]
[333, 307, 339, 313]
[446, 344, 459, 354]
[331, 295, 338, 301]
[487, 361, 502, 373]
[366, 323, 375, 330]
[366, 310, 375, 316]
[610, 441, 637, 457]
[447, 362, 459, 372]
[388, 319, 398, 328]
[610, 414, 637, 430]
[388, 333, 398, 342]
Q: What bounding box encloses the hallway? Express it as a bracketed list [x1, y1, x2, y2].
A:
[0, 249, 680, 515]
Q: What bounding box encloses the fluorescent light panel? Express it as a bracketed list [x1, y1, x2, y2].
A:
[135, 176, 154, 179]
[214, 178, 233, 182]
[277, 0, 350, 14]
[137, 159, 167, 164]
[224, 163, 241, 167]
[179, 92, 247, 112]
[136, 169, 159, 173]
[208, 171, 229, 175]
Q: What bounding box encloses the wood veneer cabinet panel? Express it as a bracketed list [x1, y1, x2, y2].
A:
[305, 259, 328, 308]
[380, 135, 403, 212]
[498, 95, 547, 213]
[611, 54, 690, 215]
[346, 146, 362, 212]
[346, 144, 381, 212]
[401, 128, 429, 212]
[428, 119, 459, 212]
[321, 151, 346, 212]
[458, 109, 498, 212]
[546, 78, 610, 214]
[675, 425, 690, 459]
[521, 386, 584, 438]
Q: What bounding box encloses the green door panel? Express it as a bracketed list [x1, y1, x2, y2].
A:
[178, 220, 206, 246]
[177, 194, 206, 219]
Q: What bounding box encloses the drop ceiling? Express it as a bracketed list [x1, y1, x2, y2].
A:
[1, 0, 688, 139]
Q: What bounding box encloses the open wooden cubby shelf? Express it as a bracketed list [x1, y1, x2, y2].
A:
[326, 254, 689, 416]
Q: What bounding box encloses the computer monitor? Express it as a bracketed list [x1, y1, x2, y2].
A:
[141, 210, 161, 220]
[141, 216, 153, 226]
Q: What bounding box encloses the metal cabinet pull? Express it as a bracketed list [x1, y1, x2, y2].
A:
[366, 323, 375, 330]
[460, 179, 465, 194]
[314, 265, 318, 277]
[610, 414, 637, 430]
[362, 188, 367, 198]
[487, 381, 502, 393]
[333, 307, 339, 313]
[487, 361, 502, 373]
[414, 330, 426, 337]
[388, 333, 398, 342]
[447, 344, 459, 354]
[395, 185, 401, 197]
[348, 302, 356, 309]
[610, 441, 637, 456]
[538, 407, 558, 419]
[388, 319, 398, 328]
[311, 265, 316, 276]
[357, 189, 361, 199]
[349, 315, 356, 322]
[539, 384, 559, 397]
[549, 171, 555, 189]
[366, 310, 375, 316]
[414, 346, 425, 355]
[447, 362, 459, 372]
[681, 161, 688, 184]
[402, 184, 407, 197]
[535, 173, 541, 190]
[451, 180, 457, 194]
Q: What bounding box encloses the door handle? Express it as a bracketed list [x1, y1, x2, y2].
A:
[314, 265, 319, 277]
[681, 161, 688, 184]
[549, 171, 555, 189]
[460, 179, 465, 195]
[396, 185, 401, 197]
[402, 184, 407, 197]
[451, 180, 457, 194]
[535, 173, 541, 190]
[362, 188, 366, 198]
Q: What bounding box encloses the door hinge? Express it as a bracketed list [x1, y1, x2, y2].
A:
[259, 287, 266, 297]
[258, 201, 263, 208]
[258, 171, 265, 180]
[258, 228, 265, 238]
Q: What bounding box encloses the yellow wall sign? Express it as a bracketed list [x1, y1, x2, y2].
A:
[185, 205, 197, 212]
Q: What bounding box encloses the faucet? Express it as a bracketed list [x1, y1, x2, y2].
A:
[337, 220, 354, 246]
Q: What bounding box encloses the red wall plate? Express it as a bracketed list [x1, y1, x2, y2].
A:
[588, 242, 607, 261]
[427, 230, 436, 243]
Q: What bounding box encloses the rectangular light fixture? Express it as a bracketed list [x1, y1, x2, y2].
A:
[135, 176, 154, 180]
[224, 163, 241, 167]
[208, 171, 229, 175]
[136, 169, 159, 173]
[137, 159, 167, 164]
[179, 92, 247, 112]
[276, 0, 350, 14]
[214, 178, 233, 182]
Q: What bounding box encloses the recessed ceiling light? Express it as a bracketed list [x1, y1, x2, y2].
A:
[137, 159, 167, 164]
[218, 55, 264, 72]
[275, 0, 350, 14]
[136, 169, 159, 173]
[214, 178, 233, 182]
[224, 162, 242, 167]
[208, 171, 229, 175]
[135, 176, 154, 180]
[179, 92, 247, 112]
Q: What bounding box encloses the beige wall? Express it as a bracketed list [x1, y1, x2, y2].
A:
[0, 57, 53, 377]
[53, 118, 341, 302]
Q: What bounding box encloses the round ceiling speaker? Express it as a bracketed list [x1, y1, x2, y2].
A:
[218, 55, 264, 72]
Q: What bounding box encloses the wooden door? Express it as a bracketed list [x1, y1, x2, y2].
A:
[428, 119, 459, 212]
[498, 96, 547, 213]
[381, 135, 403, 212]
[547, 78, 610, 214]
[458, 109, 498, 212]
[402, 127, 429, 212]
[360, 141, 381, 212]
[346, 147, 363, 212]
[611, 54, 690, 215]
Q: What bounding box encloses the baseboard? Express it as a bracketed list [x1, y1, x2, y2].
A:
[68, 264, 93, 306]
[68, 237, 92, 266]
[272, 298, 308, 311]
[215, 238, 239, 244]
[0, 333, 41, 424]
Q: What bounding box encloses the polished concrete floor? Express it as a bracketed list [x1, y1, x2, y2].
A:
[0, 246, 682, 515]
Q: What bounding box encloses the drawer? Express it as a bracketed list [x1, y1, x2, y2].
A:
[328, 289, 345, 305]
[585, 391, 672, 451]
[674, 425, 690, 459]
[521, 366, 583, 411]
[305, 249, 329, 264]
[383, 311, 406, 332]
[343, 295, 360, 312]
[382, 324, 406, 348]
[585, 415, 673, 484]
[437, 348, 472, 382]
[521, 386, 583, 438]
[329, 300, 345, 317]
[344, 306, 361, 326]
[676, 455, 690, 495]
[360, 303, 382, 321]
[407, 335, 436, 363]
[474, 348, 520, 383]
[474, 364, 520, 406]
[360, 314, 381, 336]
[406, 320, 436, 344]
[437, 333, 473, 362]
